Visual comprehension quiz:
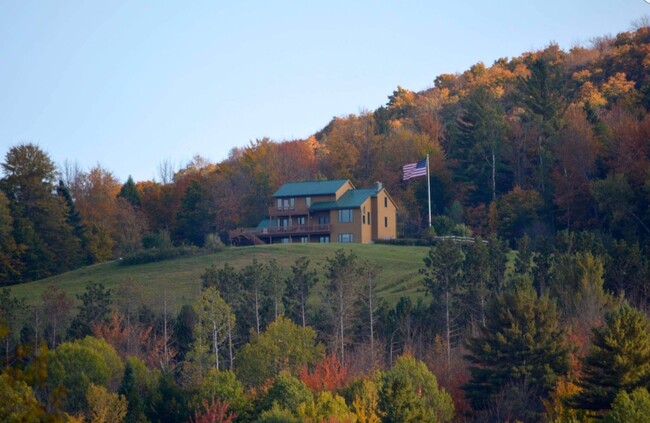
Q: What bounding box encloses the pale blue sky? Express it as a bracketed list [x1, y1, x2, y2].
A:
[1, 1, 647, 183]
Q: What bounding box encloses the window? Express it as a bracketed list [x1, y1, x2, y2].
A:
[319, 236, 330, 243]
[367, 212, 370, 225]
[362, 207, 366, 224]
[296, 216, 306, 225]
[384, 197, 388, 208]
[318, 215, 330, 225]
[338, 233, 353, 243]
[306, 197, 311, 207]
[280, 237, 291, 244]
[363, 215, 366, 224]
[281, 198, 295, 210]
[385, 217, 388, 228]
[300, 236, 309, 243]
[338, 209, 353, 223]
[277, 199, 282, 209]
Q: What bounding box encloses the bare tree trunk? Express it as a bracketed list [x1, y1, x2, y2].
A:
[255, 289, 260, 334]
[213, 321, 219, 371]
[339, 286, 345, 364]
[301, 290, 306, 328]
[492, 150, 496, 201]
[369, 273, 375, 370]
[227, 319, 234, 369]
[162, 291, 169, 371]
[445, 290, 451, 364]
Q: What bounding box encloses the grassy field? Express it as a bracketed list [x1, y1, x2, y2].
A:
[9, 244, 431, 314]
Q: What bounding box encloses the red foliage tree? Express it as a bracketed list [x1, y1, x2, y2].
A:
[299, 354, 349, 392]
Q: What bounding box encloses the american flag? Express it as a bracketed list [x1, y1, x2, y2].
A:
[403, 158, 427, 180]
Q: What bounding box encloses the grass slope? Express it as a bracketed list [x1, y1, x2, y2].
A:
[10, 244, 430, 313]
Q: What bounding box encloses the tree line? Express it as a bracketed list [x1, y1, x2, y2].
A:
[2, 26, 650, 284]
[2, 239, 650, 421]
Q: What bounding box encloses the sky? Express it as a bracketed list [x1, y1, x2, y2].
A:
[0, 1, 648, 183]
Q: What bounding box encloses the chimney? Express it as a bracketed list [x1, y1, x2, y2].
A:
[375, 181, 383, 191]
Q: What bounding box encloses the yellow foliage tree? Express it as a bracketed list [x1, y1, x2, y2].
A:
[86, 383, 127, 423]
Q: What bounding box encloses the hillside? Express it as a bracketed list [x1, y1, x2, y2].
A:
[9, 243, 429, 312]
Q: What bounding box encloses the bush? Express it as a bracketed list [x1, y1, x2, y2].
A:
[204, 233, 226, 253]
[142, 229, 173, 250]
[119, 246, 200, 266]
[375, 238, 431, 246]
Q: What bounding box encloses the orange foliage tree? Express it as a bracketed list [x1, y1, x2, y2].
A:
[299, 354, 349, 392]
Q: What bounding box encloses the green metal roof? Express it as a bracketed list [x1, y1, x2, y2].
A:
[310, 188, 377, 211]
[256, 219, 271, 229]
[273, 180, 350, 198]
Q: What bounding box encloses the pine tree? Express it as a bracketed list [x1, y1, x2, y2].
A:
[0, 191, 21, 284]
[571, 304, 650, 414]
[117, 176, 142, 208]
[174, 179, 214, 246]
[463, 284, 570, 417]
[119, 361, 146, 423]
[1, 144, 81, 280]
[283, 257, 318, 328]
[421, 240, 465, 363]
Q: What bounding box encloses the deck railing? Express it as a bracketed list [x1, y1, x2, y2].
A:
[230, 224, 331, 239]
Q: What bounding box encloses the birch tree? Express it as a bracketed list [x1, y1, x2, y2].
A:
[193, 287, 235, 372]
[324, 249, 363, 365]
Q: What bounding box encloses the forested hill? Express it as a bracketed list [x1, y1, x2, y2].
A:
[2, 26, 650, 284]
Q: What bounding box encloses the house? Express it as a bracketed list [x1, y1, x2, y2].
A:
[229, 179, 398, 245]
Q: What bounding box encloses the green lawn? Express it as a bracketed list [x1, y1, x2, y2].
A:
[9, 244, 430, 314]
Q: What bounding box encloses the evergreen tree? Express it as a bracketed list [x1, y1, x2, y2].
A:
[0, 191, 21, 284]
[463, 284, 570, 418]
[56, 180, 88, 267]
[451, 85, 508, 205]
[117, 175, 142, 208]
[119, 361, 146, 423]
[1, 143, 81, 280]
[68, 282, 113, 339]
[283, 257, 318, 328]
[421, 240, 465, 363]
[462, 237, 491, 327]
[174, 179, 214, 246]
[571, 304, 650, 414]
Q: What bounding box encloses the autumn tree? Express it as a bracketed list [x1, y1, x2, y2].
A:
[86, 383, 127, 423]
[236, 316, 324, 387]
[200, 263, 241, 366]
[551, 105, 598, 230]
[189, 287, 235, 378]
[41, 284, 74, 348]
[378, 355, 455, 423]
[73, 165, 122, 262]
[48, 337, 124, 413]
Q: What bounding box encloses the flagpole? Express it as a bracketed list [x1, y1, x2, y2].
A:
[426, 154, 432, 227]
